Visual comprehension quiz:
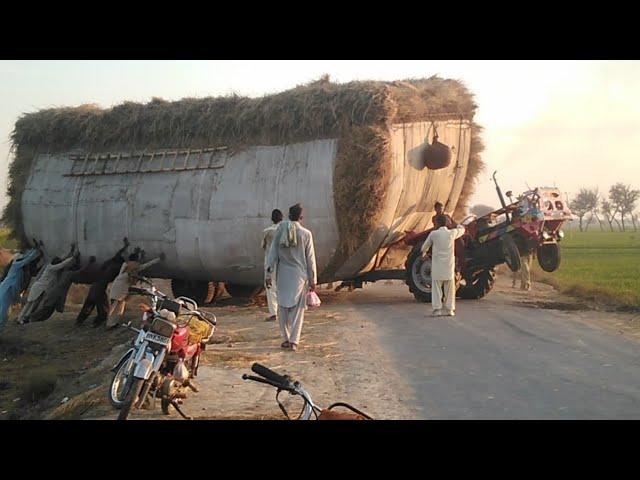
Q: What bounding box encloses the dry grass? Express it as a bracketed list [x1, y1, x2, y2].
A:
[4, 75, 483, 256]
[46, 385, 106, 420]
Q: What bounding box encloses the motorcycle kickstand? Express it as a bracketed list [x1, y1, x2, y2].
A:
[184, 379, 199, 393]
[170, 400, 193, 420]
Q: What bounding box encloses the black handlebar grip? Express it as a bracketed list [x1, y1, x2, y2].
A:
[251, 363, 289, 386]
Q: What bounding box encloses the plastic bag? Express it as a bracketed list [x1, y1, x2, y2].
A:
[173, 358, 189, 383]
[306, 290, 321, 308]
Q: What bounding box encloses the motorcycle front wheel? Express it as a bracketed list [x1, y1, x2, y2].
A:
[109, 354, 134, 409]
[117, 378, 145, 421]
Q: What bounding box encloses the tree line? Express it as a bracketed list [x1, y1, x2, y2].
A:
[569, 183, 640, 232]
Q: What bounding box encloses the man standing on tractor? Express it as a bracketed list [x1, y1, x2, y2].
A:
[421, 214, 466, 317]
[432, 202, 454, 228]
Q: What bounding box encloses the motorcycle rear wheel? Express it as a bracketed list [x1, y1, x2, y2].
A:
[118, 378, 145, 421]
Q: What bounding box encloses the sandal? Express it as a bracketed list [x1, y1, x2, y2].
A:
[280, 341, 290, 349]
[290, 343, 298, 352]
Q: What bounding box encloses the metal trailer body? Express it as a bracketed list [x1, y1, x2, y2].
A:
[21, 120, 472, 286]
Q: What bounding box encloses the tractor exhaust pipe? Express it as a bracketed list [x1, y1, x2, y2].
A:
[492, 171, 511, 222]
[492, 171, 507, 209]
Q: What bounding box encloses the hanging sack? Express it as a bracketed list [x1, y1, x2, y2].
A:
[422, 125, 452, 170]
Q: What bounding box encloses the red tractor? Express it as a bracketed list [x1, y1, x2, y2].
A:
[403, 172, 573, 302]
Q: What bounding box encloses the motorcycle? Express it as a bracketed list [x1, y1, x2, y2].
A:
[243, 363, 373, 420]
[108, 276, 217, 420]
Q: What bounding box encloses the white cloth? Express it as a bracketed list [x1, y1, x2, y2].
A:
[420, 225, 466, 281]
[266, 221, 317, 309]
[262, 224, 279, 253]
[109, 258, 160, 301]
[262, 224, 279, 315]
[27, 256, 75, 302]
[278, 220, 298, 248]
[432, 279, 456, 313]
[278, 291, 306, 345]
[266, 283, 278, 316]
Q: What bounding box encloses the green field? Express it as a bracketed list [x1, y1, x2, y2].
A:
[0, 228, 18, 250]
[533, 230, 640, 309]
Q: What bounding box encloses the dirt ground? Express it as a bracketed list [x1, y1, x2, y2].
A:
[2, 273, 639, 421]
[1, 279, 417, 420]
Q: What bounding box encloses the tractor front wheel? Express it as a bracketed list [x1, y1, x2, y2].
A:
[537, 243, 561, 272]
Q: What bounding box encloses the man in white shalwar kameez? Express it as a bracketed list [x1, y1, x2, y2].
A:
[420, 215, 466, 317]
[262, 209, 283, 321]
[265, 204, 317, 352]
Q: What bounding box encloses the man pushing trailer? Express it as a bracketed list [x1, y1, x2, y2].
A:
[75, 238, 130, 327]
[16, 244, 79, 324]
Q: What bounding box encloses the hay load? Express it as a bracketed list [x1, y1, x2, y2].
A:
[4, 75, 483, 291]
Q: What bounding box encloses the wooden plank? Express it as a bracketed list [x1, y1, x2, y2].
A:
[170, 150, 179, 170]
[159, 151, 168, 171]
[112, 153, 122, 174]
[90, 154, 100, 175]
[143, 152, 155, 173]
[134, 151, 146, 173]
[79, 152, 90, 175]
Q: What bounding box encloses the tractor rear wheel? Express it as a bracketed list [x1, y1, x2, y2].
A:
[405, 245, 432, 303]
[501, 235, 521, 272]
[457, 269, 496, 300]
[537, 243, 561, 272]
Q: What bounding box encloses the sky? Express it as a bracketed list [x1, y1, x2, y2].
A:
[1, 60, 639, 211]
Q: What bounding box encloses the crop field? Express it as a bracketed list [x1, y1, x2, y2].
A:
[533, 230, 640, 309]
[0, 228, 18, 250]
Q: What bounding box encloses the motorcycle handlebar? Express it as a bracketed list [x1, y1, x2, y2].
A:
[242, 374, 295, 392]
[251, 363, 291, 387]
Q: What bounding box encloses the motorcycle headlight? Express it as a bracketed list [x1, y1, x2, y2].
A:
[557, 229, 565, 239]
[150, 317, 176, 338]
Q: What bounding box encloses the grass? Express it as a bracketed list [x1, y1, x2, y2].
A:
[533, 230, 640, 310]
[0, 228, 18, 250]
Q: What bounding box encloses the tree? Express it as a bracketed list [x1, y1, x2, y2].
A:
[600, 200, 618, 232]
[569, 188, 599, 232]
[470, 204, 495, 217]
[609, 183, 640, 232]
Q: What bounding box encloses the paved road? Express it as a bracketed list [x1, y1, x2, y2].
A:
[330, 280, 640, 419]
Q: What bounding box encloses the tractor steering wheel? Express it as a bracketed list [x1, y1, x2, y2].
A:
[461, 215, 477, 226]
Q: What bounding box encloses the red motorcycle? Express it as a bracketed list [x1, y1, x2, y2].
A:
[109, 276, 216, 420]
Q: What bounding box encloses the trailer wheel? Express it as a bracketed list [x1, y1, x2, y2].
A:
[171, 279, 210, 305]
[457, 269, 496, 300]
[537, 243, 561, 272]
[501, 235, 521, 272]
[405, 244, 432, 303]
